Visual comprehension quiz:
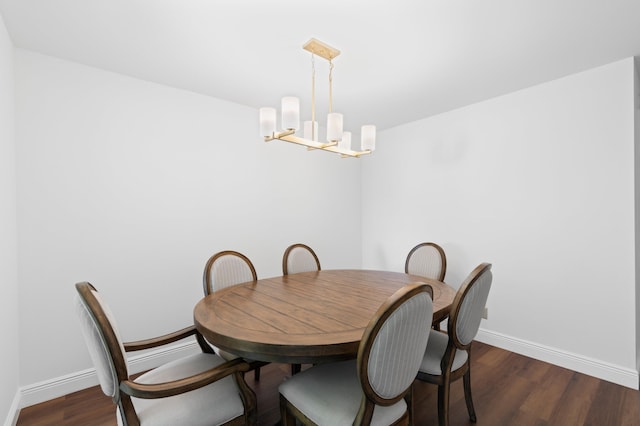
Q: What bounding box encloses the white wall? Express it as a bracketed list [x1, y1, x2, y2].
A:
[0, 11, 19, 424]
[635, 57, 640, 378]
[14, 49, 362, 389]
[362, 58, 637, 387]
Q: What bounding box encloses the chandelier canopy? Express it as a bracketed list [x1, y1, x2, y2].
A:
[260, 38, 376, 158]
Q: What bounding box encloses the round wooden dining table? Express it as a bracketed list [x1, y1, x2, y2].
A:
[193, 269, 456, 364]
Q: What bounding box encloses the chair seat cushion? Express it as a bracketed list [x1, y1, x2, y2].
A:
[279, 359, 407, 426]
[117, 353, 245, 426]
[419, 330, 468, 375]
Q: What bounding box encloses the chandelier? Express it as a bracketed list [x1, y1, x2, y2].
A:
[259, 38, 376, 158]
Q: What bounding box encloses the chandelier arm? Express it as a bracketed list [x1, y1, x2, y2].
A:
[264, 129, 295, 142]
[273, 133, 371, 158]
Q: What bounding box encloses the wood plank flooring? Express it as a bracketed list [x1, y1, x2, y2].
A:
[16, 342, 640, 425]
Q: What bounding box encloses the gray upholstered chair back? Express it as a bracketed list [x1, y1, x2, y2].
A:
[283, 243, 321, 275]
[452, 264, 492, 347]
[203, 250, 257, 295]
[75, 283, 127, 402]
[405, 242, 447, 282]
[359, 284, 433, 403]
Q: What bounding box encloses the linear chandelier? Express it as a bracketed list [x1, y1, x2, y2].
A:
[259, 38, 376, 158]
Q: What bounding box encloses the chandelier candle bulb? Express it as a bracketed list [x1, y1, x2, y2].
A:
[338, 131, 351, 151]
[361, 125, 376, 151]
[304, 120, 318, 141]
[281, 97, 300, 130]
[327, 112, 343, 142]
[260, 107, 276, 137]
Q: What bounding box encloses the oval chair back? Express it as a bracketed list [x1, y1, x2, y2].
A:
[282, 243, 321, 275]
[203, 250, 257, 295]
[405, 242, 447, 282]
[356, 283, 434, 424]
[75, 282, 127, 403]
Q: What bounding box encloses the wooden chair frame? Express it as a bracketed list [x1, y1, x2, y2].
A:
[282, 243, 321, 275]
[202, 250, 265, 380]
[404, 242, 447, 282]
[75, 282, 257, 426]
[280, 283, 433, 426]
[282, 243, 322, 375]
[405, 242, 447, 331]
[203, 250, 258, 296]
[416, 263, 492, 426]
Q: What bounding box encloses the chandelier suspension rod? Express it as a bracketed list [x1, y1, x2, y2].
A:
[328, 59, 333, 113]
[311, 54, 316, 140]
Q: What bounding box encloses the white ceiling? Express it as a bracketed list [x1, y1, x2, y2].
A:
[1, 1, 640, 132]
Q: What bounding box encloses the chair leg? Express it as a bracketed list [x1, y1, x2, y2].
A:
[405, 384, 414, 425]
[437, 381, 451, 426]
[291, 363, 301, 375]
[254, 366, 260, 381]
[279, 395, 296, 426]
[463, 369, 477, 422]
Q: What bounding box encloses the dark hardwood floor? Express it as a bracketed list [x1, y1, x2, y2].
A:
[16, 342, 640, 425]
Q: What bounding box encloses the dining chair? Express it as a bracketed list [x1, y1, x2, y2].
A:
[203, 250, 266, 380]
[282, 243, 321, 275]
[405, 242, 447, 331]
[203, 250, 258, 295]
[279, 282, 434, 426]
[282, 243, 321, 375]
[405, 242, 447, 282]
[415, 263, 493, 426]
[75, 282, 257, 426]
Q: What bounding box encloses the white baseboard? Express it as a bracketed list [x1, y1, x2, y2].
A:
[16, 340, 199, 410]
[4, 391, 21, 426]
[476, 328, 639, 389]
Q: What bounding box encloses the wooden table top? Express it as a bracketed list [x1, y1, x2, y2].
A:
[193, 269, 456, 364]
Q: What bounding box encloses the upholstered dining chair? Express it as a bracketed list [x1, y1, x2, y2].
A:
[203, 250, 258, 295]
[416, 263, 493, 426]
[75, 282, 257, 426]
[405, 242, 447, 331]
[405, 242, 447, 282]
[282, 243, 321, 275]
[282, 243, 321, 375]
[203, 250, 266, 380]
[279, 283, 434, 426]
